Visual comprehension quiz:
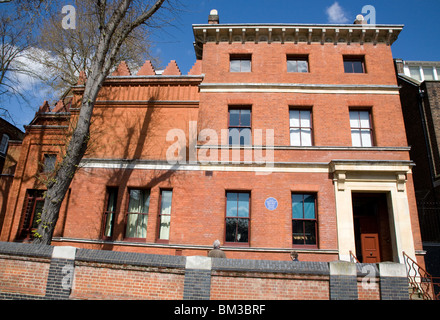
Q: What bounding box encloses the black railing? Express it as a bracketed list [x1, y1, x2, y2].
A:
[403, 251, 438, 300]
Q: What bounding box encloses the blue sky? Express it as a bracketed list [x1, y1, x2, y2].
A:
[2, 0, 440, 129]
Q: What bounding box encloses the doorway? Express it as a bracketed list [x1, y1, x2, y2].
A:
[352, 193, 394, 263]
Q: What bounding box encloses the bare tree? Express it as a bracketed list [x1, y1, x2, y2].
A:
[32, 0, 175, 245]
[0, 12, 35, 101]
[28, 0, 160, 97]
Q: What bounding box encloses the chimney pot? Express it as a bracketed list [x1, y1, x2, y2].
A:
[208, 9, 219, 24]
[354, 14, 367, 24]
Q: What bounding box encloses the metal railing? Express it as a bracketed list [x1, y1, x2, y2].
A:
[349, 250, 360, 263]
[403, 251, 439, 300]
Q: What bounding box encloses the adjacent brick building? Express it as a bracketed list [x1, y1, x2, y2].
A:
[394, 59, 440, 282]
[0, 11, 425, 267]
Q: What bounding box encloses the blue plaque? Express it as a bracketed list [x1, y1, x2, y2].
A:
[265, 197, 278, 211]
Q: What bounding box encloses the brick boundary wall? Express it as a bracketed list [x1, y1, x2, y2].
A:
[0, 242, 409, 300]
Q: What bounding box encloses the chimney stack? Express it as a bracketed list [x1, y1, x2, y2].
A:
[208, 9, 219, 24]
[354, 14, 367, 25]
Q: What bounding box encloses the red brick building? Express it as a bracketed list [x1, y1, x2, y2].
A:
[0, 11, 425, 266]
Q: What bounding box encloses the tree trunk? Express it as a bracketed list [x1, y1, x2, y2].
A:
[32, 0, 166, 245]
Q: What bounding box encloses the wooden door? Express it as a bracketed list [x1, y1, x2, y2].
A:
[361, 233, 381, 263]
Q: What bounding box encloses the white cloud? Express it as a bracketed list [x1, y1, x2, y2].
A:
[326, 2, 350, 24]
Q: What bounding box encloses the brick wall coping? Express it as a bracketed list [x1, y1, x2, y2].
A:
[0, 241, 53, 259]
[0, 241, 395, 278]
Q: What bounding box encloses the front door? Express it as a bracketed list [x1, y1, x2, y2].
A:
[361, 233, 381, 263]
[352, 193, 392, 263]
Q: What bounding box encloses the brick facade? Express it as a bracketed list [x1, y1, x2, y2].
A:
[0, 14, 424, 268]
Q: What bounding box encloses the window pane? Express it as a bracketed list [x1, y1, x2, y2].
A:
[229, 128, 239, 145]
[300, 110, 311, 127]
[240, 128, 251, 146]
[160, 191, 173, 215]
[287, 60, 297, 72]
[297, 60, 308, 73]
[0, 134, 9, 154]
[107, 189, 117, 212]
[226, 193, 238, 217]
[126, 213, 148, 238]
[237, 193, 249, 217]
[349, 111, 360, 128]
[303, 195, 315, 219]
[226, 217, 237, 241]
[229, 109, 240, 126]
[352, 61, 364, 73]
[159, 214, 171, 240]
[423, 67, 435, 80]
[301, 129, 312, 146]
[241, 60, 251, 72]
[304, 221, 316, 245]
[436, 68, 440, 80]
[292, 194, 303, 219]
[240, 109, 251, 126]
[292, 220, 304, 245]
[230, 60, 241, 72]
[43, 154, 56, 172]
[290, 128, 301, 146]
[344, 61, 353, 73]
[289, 110, 300, 127]
[359, 111, 370, 128]
[236, 219, 249, 242]
[32, 200, 44, 229]
[361, 130, 372, 147]
[104, 213, 114, 237]
[409, 66, 421, 81]
[351, 130, 362, 147]
[128, 190, 150, 213]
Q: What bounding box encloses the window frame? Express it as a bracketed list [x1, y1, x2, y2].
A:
[18, 189, 45, 240]
[124, 188, 150, 241]
[228, 106, 252, 146]
[229, 54, 252, 73]
[156, 188, 173, 243]
[289, 108, 313, 146]
[349, 109, 374, 147]
[225, 191, 251, 246]
[42, 153, 57, 173]
[0, 134, 9, 154]
[286, 55, 309, 73]
[101, 187, 118, 240]
[291, 193, 318, 249]
[343, 55, 366, 74]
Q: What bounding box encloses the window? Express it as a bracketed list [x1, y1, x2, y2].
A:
[229, 108, 251, 146]
[230, 54, 251, 72]
[225, 192, 250, 243]
[287, 56, 309, 73]
[292, 194, 317, 247]
[102, 187, 118, 239]
[0, 134, 9, 154]
[350, 110, 373, 147]
[43, 154, 57, 172]
[19, 190, 45, 240]
[344, 56, 366, 73]
[290, 109, 312, 146]
[423, 67, 435, 81]
[125, 189, 150, 239]
[409, 66, 421, 81]
[158, 190, 173, 241]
